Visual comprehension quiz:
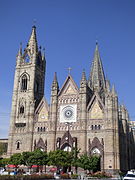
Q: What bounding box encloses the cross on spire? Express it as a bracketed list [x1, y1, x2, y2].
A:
[33, 19, 36, 27]
[67, 67, 72, 75]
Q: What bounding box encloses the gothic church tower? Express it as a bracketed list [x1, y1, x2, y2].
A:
[7, 26, 46, 155]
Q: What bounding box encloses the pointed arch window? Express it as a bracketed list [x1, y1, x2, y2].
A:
[16, 141, 21, 150]
[20, 105, 24, 114]
[17, 142, 20, 149]
[21, 75, 27, 90]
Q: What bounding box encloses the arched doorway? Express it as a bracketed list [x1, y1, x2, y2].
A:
[91, 147, 101, 172]
[89, 137, 104, 171]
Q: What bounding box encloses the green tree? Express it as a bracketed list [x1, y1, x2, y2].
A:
[0, 143, 7, 156]
[42, 151, 49, 172]
[21, 149, 49, 172]
[89, 156, 100, 172]
[0, 158, 10, 167]
[48, 149, 73, 171]
[71, 148, 80, 173]
[9, 153, 23, 165]
[78, 154, 100, 172]
[21, 151, 33, 166]
[78, 153, 91, 171]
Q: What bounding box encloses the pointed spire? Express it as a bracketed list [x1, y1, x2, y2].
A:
[17, 42, 22, 57]
[16, 43, 23, 66]
[53, 72, 58, 83]
[27, 25, 38, 54]
[112, 84, 117, 96]
[80, 69, 87, 91]
[42, 48, 45, 61]
[81, 69, 87, 81]
[88, 43, 106, 91]
[52, 72, 59, 92]
[106, 79, 110, 93]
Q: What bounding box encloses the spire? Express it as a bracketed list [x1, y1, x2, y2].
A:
[80, 69, 87, 92]
[106, 79, 110, 93]
[81, 69, 87, 82]
[88, 43, 106, 91]
[27, 26, 38, 54]
[51, 72, 59, 92]
[16, 43, 22, 66]
[53, 72, 58, 83]
[112, 84, 117, 96]
[17, 42, 22, 57]
[42, 48, 45, 61]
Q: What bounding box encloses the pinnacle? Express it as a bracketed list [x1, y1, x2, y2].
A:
[81, 69, 87, 81]
[27, 26, 38, 54]
[89, 43, 105, 91]
[112, 84, 117, 96]
[53, 72, 58, 83]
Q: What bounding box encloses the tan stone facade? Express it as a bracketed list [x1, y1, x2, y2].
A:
[7, 26, 135, 173]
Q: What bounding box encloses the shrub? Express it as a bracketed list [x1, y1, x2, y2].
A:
[92, 171, 112, 178]
[60, 173, 70, 179]
[71, 174, 78, 179]
[0, 174, 54, 180]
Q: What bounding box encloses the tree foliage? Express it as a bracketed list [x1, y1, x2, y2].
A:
[48, 149, 73, 168]
[78, 154, 100, 172]
[0, 148, 100, 173]
[0, 158, 10, 167]
[10, 153, 23, 165]
[0, 143, 8, 156]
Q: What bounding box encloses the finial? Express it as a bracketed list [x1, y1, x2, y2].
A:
[96, 37, 98, 45]
[17, 42, 22, 56]
[67, 67, 72, 75]
[53, 72, 57, 82]
[33, 19, 36, 28]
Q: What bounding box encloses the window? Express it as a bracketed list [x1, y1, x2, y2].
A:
[17, 142, 20, 149]
[20, 105, 24, 114]
[91, 125, 94, 130]
[21, 75, 27, 90]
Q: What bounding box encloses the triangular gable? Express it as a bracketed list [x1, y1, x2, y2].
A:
[58, 75, 79, 96]
[35, 97, 49, 122]
[87, 93, 104, 119]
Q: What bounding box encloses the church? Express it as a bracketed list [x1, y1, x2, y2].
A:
[7, 26, 135, 173]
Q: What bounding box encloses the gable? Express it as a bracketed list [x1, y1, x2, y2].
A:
[58, 75, 79, 96]
[35, 98, 49, 122]
[38, 105, 49, 122]
[89, 99, 103, 119]
[64, 84, 77, 95]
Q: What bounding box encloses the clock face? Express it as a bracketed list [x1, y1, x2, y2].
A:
[60, 104, 77, 123]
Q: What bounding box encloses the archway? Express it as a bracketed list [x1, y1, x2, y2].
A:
[91, 147, 101, 172]
[89, 137, 104, 171]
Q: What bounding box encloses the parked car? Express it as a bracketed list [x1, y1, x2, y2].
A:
[124, 171, 135, 180]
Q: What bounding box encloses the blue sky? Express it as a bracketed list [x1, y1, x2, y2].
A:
[0, 0, 135, 138]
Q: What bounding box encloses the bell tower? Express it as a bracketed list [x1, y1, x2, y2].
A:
[7, 26, 46, 155]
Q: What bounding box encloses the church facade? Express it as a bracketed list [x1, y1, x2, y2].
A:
[7, 26, 135, 173]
